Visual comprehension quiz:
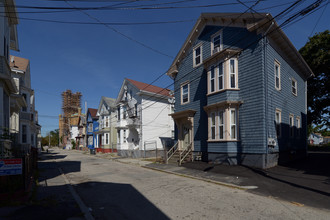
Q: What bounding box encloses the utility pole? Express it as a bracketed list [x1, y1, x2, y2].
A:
[49, 132, 50, 147]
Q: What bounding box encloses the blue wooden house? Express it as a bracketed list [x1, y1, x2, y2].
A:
[86, 108, 99, 149]
[166, 13, 313, 169]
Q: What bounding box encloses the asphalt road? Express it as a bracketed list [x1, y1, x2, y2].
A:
[52, 149, 330, 220]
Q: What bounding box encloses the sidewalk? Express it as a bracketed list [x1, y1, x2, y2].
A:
[89, 150, 330, 211]
[0, 151, 84, 220]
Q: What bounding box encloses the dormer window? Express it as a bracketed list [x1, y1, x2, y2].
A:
[193, 44, 202, 67]
[211, 30, 222, 55]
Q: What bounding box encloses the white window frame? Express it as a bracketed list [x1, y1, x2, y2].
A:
[218, 110, 224, 140]
[230, 108, 237, 140]
[210, 112, 216, 140]
[193, 43, 203, 67]
[181, 82, 190, 105]
[289, 114, 294, 138]
[291, 78, 297, 96]
[275, 109, 281, 138]
[211, 30, 223, 55]
[274, 60, 281, 90]
[209, 66, 216, 93]
[218, 62, 224, 91]
[296, 116, 301, 137]
[229, 58, 238, 89]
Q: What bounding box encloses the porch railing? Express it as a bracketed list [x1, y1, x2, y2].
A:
[166, 141, 178, 164]
[179, 143, 192, 165]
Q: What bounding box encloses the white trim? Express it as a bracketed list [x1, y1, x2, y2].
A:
[228, 58, 238, 89]
[274, 60, 281, 91]
[291, 78, 297, 96]
[181, 82, 190, 105]
[275, 108, 281, 138]
[229, 108, 237, 140]
[193, 43, 203, 67]
[218, 110, 224, 140]
[211, 30, 223, 55]
[289, 114, 294, 138]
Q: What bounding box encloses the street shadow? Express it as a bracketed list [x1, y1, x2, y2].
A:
[38, 160, 81, 183]
[1, 181, 170, 220]
[75, 181, 170, 220]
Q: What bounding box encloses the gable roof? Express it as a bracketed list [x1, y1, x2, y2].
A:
[166, 13, 313, 79]
[126, 78, 172, 97]
[88, 108, 98, 119]
[10, 56, 29, 72]
[97, 96, 116, 114]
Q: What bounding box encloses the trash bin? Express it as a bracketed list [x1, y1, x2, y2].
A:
[90, 148, 96, 155]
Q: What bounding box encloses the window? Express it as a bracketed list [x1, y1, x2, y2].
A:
[117, 130, 121, 144]
[218, 63, 224, 90]
[181, 83, 189, 104]
[218, 110, 224, 139]
[210, 66, 215, 93]
[296, 117, 301, 137]
[123, 130, 127, 143]
[105, 116, 109, 127]
[88, 136, 93, 145]
[106, 133, 109, 145]
[123, 106, 127, 119]
[31, 134, 34, 145]
[275, 109, 281, 138]
[229, 59, 237, 89]
[117, 107, 121, 120]
[193, 44, 202, 67]
[292, 78, 297, 96]
[88, 123, 93, 132]
[275, 61, 281, 90]
[210, 113, 216, 140]
[289, 114, 294, 138]
[230, 109, 237, 139]
[206, 106, 238, 141]
[22, 125, 27, 143]
[211, 31, 222, 55]
[22, 94, 27, 112]
[135, 104, 138, 117]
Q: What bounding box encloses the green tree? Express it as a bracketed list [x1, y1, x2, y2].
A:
[41, 129, 60, 146]
[299, 30, 329, 129]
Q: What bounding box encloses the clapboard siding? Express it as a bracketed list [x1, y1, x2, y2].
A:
[265, 41, 307, 152]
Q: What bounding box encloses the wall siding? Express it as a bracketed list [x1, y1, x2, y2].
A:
[265, 40, 307, 153]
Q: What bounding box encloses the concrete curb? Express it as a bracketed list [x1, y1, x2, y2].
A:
[58, 167, 94, 220]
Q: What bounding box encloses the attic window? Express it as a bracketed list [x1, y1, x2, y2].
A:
[193, 44, 202, 67]
[211, 30, 222, 55]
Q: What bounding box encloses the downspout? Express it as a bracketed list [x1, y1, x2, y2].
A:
[263, 22, 274, 168]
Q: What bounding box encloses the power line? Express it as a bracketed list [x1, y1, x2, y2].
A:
[309, 0, 328, 37]
[63, 0, 174, 58]
[0, 15, 195, 25]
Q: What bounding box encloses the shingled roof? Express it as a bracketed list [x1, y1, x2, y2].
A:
[10, 55, 29, 72]
[126, 78, 172, 97]
[88, 108, 98, 119]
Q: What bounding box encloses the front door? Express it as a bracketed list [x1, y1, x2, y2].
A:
[182, 124, 190, 150]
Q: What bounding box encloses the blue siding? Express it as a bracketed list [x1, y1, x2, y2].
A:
[174, 24, 307, 158]
[265, 41, 307, 152]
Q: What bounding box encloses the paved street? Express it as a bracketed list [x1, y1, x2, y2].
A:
[35, 149, 330, 220]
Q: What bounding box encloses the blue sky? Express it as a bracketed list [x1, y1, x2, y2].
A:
[9, 0, 329, 136]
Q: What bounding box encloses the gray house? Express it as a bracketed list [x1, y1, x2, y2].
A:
[166, 13, 313, 169]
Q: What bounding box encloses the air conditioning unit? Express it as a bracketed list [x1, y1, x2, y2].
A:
[213, 47, 220, 54]
[268, 138, 277, 147]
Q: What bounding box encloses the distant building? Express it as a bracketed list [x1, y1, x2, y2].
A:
[115, 78, 174, 157]
[86, 108, 98, 150]
[95, 96, 117, 153]
[59, 90, 82, 147]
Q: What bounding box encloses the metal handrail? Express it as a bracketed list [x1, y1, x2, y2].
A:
[166, 141, 178, 164]
[179, 143, 192, 165]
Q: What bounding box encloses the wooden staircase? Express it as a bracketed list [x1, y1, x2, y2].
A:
[166, 142, 193, 165]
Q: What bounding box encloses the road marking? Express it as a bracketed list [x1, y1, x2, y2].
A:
[58, 167, 94, 220]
